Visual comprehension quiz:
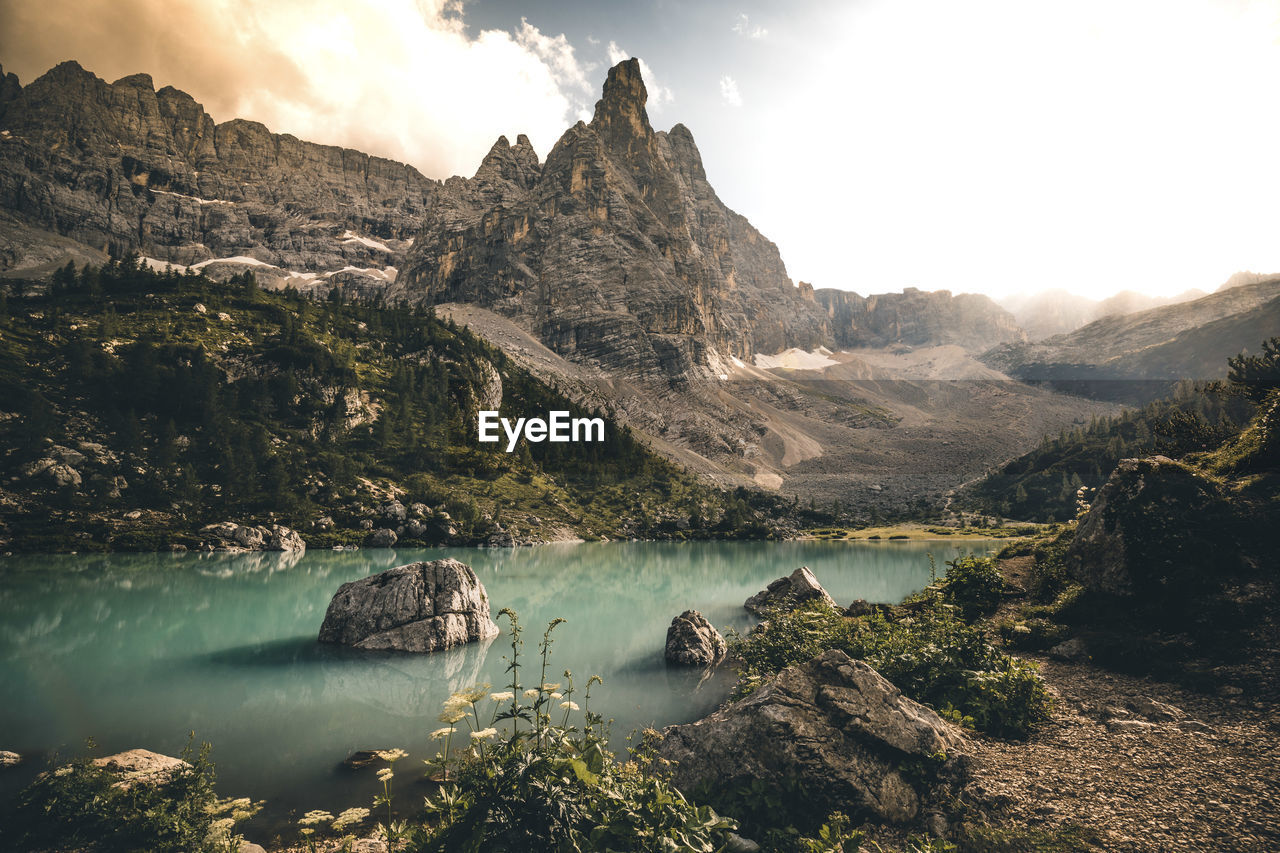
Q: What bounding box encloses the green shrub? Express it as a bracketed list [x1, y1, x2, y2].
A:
[728, 601, 1050, 738]
[413, 611, 739, 852]
[939, 555, 1004, 618]
[5, 738, 255, 853]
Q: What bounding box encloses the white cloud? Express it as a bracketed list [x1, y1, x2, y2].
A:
[732, 13, 768, 39]
[1, 0, 594, 179]
[719, 75, 742, 107]
[605, 42, 673, 109]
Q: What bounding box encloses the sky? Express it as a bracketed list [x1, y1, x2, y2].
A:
[3, 0, 1280, 301]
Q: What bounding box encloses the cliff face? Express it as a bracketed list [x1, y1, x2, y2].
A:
[815, 287, 1025, 351]
[393, 59, 827, 377]
[0, 61, 437, 278]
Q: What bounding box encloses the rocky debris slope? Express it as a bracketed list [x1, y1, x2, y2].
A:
[318, 559, 499, 653]
[657, 649, 966, 824]
[0, 61, 434, 287]
[664, 610, 727, 666]
[962, 656, 1280, 852]
[743, 566, 838, 616]
[198, 522, 306, 553]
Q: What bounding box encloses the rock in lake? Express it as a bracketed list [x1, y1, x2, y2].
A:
[656, 649, 966, 824]
[744, 566, 838, 616]
[318, 559, 499, 653]
[665, 610, 727, 666]
[0, 750, 21, 767]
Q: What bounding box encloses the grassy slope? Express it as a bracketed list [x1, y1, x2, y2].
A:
[0, 261, 781, 551]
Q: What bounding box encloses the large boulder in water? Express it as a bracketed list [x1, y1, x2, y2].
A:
[664, 610, 727, 666]
[1066, 456, 1239, 604]
[656, 649, 966, 824]
[744, 566, 837, 616]
[318, 559, 499, 652]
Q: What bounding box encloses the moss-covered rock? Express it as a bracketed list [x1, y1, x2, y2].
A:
[1066, 456, 1240, 607]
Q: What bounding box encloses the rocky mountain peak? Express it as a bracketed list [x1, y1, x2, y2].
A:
[590, 57, 654, 151]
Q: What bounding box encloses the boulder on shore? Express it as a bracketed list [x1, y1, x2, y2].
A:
[318, 559, 499, 653]
[1066, 456, 1238, 602]
[656, 649, 966, 824]
[198, 522, 305, 552]
[744, 566, 838, 616]
[91, 749, 190, 789]
[665, 610, 727, 667]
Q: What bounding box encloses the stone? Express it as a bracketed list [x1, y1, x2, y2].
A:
[744, 566, 838, 616]
[1130, 697, 1183, 722]
[91, 748, 189, 788]
[656, 649, 966, 824]
[365, 528, 397, 548]
[1065, 456, 1238, 600]
[1106, 719, 1156, 734]
[846, 598, 874, 617]
[238, 842, 267, 853]
[380, 500, 407, 522]
[318, 559, 500, 653]
[198, 522, 305, 552]
[1048, 637, 1089, 662]
[0, 750, 20, 767]
[664, 610, 727, 667]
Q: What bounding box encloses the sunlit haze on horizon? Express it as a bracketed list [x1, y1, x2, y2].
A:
[3, 0, 1278, 302]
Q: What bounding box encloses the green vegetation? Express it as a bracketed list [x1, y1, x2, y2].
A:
[0, 259, 785, 550]
[970, 381, 1253, 521]
[728, 572, 1051, 739]
[2, 738, 258, 853]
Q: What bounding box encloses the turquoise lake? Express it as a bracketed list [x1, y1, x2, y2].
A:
[0, 540, 993, 828]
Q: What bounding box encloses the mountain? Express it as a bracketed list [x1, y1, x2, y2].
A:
[0, 60, 434, 292]
[982, 278, 1280, 401]
[0, 57, 1109, 508]
[1000, 288, 1208, 341]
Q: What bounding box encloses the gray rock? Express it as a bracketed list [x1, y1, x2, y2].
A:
[238, 842, 267, 853]
[318, 559, 500, 653]
[1130, 697, 1183, 722]
[744, 566, 838, 616]
[656, 649, 966, 824]
[1048, 637, 1089, 662]
[1177, 719, 1215, 734]
[1066, 456, 1236, 598]
[380, 500, 407, 522]
[365, 528, 398, 548]
[90, 749, 189, 788]
[846, 598, 874, 617]
[198, 522, 305, 552]
[1106, 719, 1156, 734]
[664, 610, 727, 667]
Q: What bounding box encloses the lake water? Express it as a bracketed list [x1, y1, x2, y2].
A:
[0, 539, 992, 829]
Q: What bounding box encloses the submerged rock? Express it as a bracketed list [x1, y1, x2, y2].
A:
[318, 559, 499, 653]
[664, 610, 727, 667]
[744, 566, 838, 616]
[656, 649, 966, 824]
[0, 750, 20, 767]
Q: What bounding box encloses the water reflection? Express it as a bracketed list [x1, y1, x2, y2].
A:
[0, 539, 991, 822]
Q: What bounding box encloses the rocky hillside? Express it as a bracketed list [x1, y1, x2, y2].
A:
[0, 60, 434, 292]
[0, 260, 793, 552]
[1000, 288, 1207, 341]
[815, 286, 1024, 351]
[982, 277, 1280, 401]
